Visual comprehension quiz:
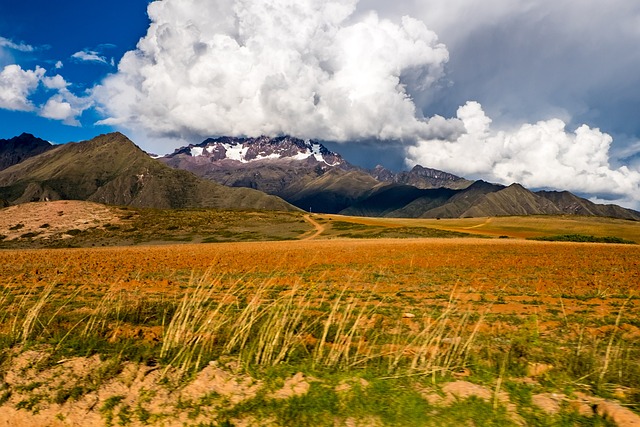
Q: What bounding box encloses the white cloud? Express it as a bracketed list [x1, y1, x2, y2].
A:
[40, 97, 76, 123]
[0, 63, 90, 124]
[94, 0, 449, 142]
[0, 64, 45, 111]
[40, 87, 92, 126]
[42, 74, 68, 90]
[71, 50, 111, 65]
[406, 102, 640, 208]
[55, 60, 63, 69]
[0, 36, 35, 53]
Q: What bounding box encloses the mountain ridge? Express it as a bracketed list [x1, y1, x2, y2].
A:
[0, 133, 55, 172]
[160, 136, 480, 214]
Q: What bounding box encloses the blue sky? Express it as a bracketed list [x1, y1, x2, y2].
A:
[0, 0, 150, 143]
[1, 0, 640, 208]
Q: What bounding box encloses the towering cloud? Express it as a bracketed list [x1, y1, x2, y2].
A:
[90, 0, 640, 208]
[94, 0, 449, 141]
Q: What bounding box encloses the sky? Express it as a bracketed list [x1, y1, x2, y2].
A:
[1, 0, 640, 209]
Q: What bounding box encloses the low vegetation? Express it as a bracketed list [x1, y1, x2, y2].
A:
[0, 206, 311, 248]
[528, 234, 637, 244]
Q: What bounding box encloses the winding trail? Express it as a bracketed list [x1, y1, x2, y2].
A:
[301, 214, 325, 240]
[462, 217, 493, 229]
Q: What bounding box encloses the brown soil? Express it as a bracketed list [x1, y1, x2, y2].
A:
[0, 200, 124, 241]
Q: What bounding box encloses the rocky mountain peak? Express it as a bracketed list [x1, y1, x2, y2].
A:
[371, 164, 473, 190]
[168, 135, 345, 167]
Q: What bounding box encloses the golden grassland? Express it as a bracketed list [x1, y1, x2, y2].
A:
[2, 238, 639, 305]
[321, 214, 640, 241]
[1, 212, 640, 425]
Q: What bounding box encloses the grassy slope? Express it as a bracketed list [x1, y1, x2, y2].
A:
[0, 133, 297, 212]
[0, 205, 313, 248]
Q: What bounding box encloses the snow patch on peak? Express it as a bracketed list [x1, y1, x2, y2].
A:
[253, 153, 282, 161]
[183, 136, 343, 166]
[222, 143, 249, 162]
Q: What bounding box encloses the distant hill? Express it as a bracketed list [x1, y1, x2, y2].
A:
[0, 133, 54, 171]
[341, 185, 456, 217]
[387, 181, 502, 218]
[0, 133, 297, 211]
[370, 164, 473, 190]
[345, 181, 640, 220]
[536, 190, 640, 219]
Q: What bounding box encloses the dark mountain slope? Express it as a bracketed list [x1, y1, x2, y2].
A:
[0, 133, 54, 171]
[0, 133, 296, 211]
[341, 185, 456, 217]
[284, 169, 383, 214]
[406, 180, 504, 218]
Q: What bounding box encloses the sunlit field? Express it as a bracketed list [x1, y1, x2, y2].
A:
[0, 237, 638, 425]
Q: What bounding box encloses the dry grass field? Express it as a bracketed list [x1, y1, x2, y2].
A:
[3, 201, 639, 248]
[319, 214, 640, 242]
[1, 233, 639, 426]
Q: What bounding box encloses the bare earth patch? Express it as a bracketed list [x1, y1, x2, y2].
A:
[0, 200, 124, 241]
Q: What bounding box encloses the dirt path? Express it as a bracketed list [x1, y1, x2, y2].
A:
[462, 217, 493, 229]
[440, 217, 501, 237]
[300, 214, 325, 240]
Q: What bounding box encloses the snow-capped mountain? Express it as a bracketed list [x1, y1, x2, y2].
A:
[160, 135, 376, 213]
[168, 136, 345, 167]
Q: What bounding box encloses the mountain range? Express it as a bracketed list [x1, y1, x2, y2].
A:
[159, 135, 640, 220]
[1, 132, 639, 221]
[0, 133, 295, 211]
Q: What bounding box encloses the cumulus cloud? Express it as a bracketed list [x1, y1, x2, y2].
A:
[42, 74, 68, 90]
[0, 64, 45, 111]
[406, 102, 640, 207]
[40, 93, 90, 126]
[0, 63, 90, 124]
[94, 0, 449, 141]
[40, 80, 93, 126]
